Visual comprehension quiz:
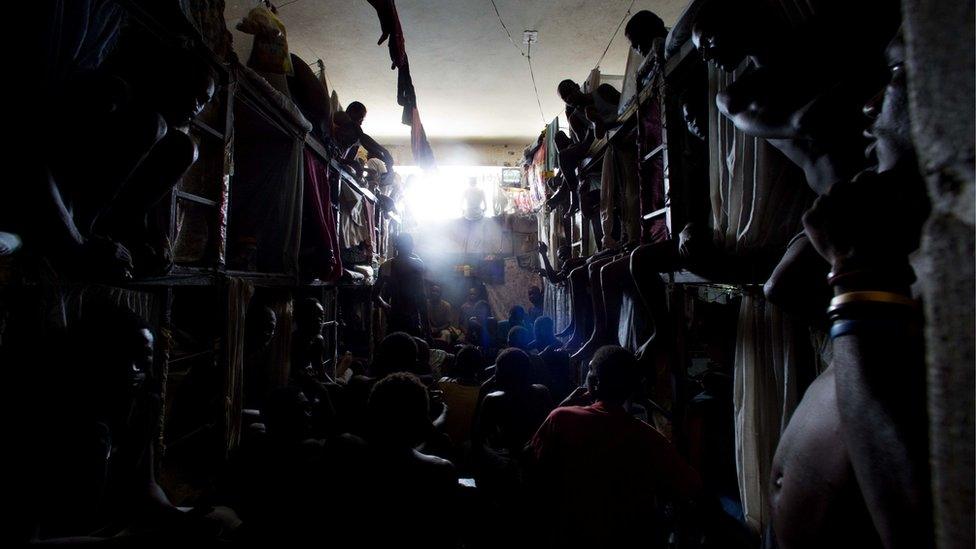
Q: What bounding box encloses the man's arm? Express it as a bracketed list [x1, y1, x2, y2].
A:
[358, 132, 395, 173]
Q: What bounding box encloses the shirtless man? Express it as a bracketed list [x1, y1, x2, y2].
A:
[375, 233, 429, 337]
[770, 32, 933, 548]
[333, 101, 395, 182]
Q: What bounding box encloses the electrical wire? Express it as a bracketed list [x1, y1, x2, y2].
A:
[593, 0, 637, 69]
[488, 0, 548, 125]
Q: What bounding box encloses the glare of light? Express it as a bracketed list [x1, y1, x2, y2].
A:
[394, 165, 502, 224]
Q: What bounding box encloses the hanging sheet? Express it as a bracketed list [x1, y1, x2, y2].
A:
[542, 279, 573, 339]
[366, 0, 435, 168]
[301, 150, 343, 282]
[224, 278, 254, 453]
[599, 143, 640, 248]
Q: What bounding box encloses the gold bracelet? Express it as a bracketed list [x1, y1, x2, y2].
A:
[830, 291, 918, 309]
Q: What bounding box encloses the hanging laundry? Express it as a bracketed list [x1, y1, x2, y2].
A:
[366, 0, 435, 169]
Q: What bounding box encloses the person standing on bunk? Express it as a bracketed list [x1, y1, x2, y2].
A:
[375, 233, 429, 338]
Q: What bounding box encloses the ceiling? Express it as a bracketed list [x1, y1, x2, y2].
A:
[224, 0, 687, 144]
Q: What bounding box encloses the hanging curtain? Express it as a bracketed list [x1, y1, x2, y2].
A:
[707, 63, 815, 536]
[224, 277, 254, 454]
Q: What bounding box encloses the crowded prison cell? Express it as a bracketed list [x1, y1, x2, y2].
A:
[3, 0, 973, 547]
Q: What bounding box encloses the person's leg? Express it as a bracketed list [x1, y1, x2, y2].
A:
[571, 255, 614, 360]
[629, 241, 680, 359]
[562, 265, 591, 350]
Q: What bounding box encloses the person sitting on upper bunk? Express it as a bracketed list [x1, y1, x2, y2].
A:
[18, 38, 217, 281]
[553, 131, 606, 248]
[557, 79, 622, 141]
[333, 101, 395, 181]
[375, 233, 429, 338]
[624, 9, 669, 80]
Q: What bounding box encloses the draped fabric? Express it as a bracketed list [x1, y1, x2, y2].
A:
[301, 150, 343, 282]
[707, 64, 815, 536]
[600, 143, 640, 248]
[542, 279, 573, 338]
[732, 293, 810, 533]
[224, 278, 254, 454]
[366, 0, 435, 168]
[484, 257, 539, 325]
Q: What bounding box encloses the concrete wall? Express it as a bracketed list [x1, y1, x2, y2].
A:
[902, 1, 976, 547]
[381, 140, 528, 167]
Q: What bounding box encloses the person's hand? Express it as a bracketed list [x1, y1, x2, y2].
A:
[801, 170, 925, 274]
[537, 241, 549, 254]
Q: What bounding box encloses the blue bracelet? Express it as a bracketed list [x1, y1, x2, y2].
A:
[830, 318, 918, 340]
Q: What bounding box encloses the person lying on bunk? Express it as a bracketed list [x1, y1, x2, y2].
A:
[528, 346, 701, 548]
[375, 233, 429, 338]
[333, 101, 395, 181]
[770, 30, 933, 549]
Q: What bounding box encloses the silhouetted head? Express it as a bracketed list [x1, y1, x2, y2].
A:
[466, 287, 478, 303]
[508, 305, 526, 325]
[346, 101, 367, 125]
[454, 345, 485, 381]
[495, 348, 533, 392]
[625, 10, 668, 57]
[534, 316, 555, 343]
[691, 0, 765, 72]
[553, 130, 572, 152]
[429, 283, 442, 301]
[373, 331, 419, 377]
[368, 372, 430, 448]
[507, 325, 531, 350]
[295, 298, 325, 335]
[74, 304, 155, 430]
[587, 345, 640, 406]
[679, 87, 707, 140]
[528, 285, 543, 307]
[395, 233, 415, 257]
[557, 80, 584, 106]
[247, 304, 278, 349]
[864, 31, 914, 173]
[556, 244, 572, 263]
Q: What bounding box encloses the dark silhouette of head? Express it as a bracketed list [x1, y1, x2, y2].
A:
[587, 345, 640, 406]
[247, 303, 278, 349]
[508, 305, 526, 325]
[368, 372, 430, 448]
[691, 0, 769, 72]
[534, 316, 556, 344]
[495, 348, 533, 393]
[429, 283, 442, 301]
[528, 285, 543, 307]
[625, 10, 668, 57]
[557, 80, 584, 106]
[373, 331, 419, 377]
[507, 325, 532, 350]
[454, 345, 485, 381]
[295, 297, 325, 335]
[346, 101, 367, 125]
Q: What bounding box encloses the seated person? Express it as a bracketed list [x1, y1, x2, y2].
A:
[495, 305, 529, 344]
[553, 131, 605, 248]
[427, 283, 456, 341]
[529, 346, 701, 548]
[557, 79, 623, 141]
[529, 316, 560, 352]
[363, 373, 459, 549]
[23, 303, 222, 544]
[437, 345, 485, 449]
[462, 177, 486, 221]
[333, 101, 395, 180]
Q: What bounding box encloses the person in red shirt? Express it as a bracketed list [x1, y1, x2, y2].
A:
[529, 345, 702, 548]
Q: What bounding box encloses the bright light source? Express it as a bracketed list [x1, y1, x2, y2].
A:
[394, 166, 505, 224]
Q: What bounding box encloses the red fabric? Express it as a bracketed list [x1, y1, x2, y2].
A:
[529, 401, 701, 545]
[303, 150, 343, 282]
[367, 0, 435, 168]
[639, 91, 668, 243]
